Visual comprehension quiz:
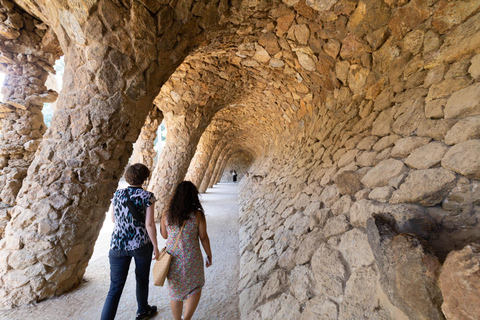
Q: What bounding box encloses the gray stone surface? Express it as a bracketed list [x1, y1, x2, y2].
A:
[442, 139, 480, 179]
[391, 168, 457, 206]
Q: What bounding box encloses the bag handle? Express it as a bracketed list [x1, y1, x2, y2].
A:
[171, 221, 186, 251]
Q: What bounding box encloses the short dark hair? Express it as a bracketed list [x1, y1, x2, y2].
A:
[125, 163, 150, 185]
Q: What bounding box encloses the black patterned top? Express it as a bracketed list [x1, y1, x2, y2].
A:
[110, 187, 156, 251]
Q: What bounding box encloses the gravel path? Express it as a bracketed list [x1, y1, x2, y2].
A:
[0, 183, 240, 320]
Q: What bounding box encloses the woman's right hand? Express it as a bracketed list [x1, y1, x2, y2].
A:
[206, 255, 212, 268]
[152, 246, 160, 260]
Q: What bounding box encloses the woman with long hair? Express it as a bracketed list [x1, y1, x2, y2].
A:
[160, 181, 212, 320]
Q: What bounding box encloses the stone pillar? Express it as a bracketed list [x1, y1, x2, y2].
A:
[185, 130, 218, 189]
[131, 106, 163, 172]
[149, 111, 211, 218]
[210, 148, 232, 188]
[0, 4, 60, 206]
[199, 139, 228, 193]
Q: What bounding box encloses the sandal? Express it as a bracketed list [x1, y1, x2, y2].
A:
[136, 305, 157, 320]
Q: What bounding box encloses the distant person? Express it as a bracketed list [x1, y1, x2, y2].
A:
[161, 181, 212, 320]
[101, 163, 159, 320]
[232, 169, 237, 183]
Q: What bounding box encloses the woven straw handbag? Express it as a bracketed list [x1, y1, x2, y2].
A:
[153, 222, 186, 286]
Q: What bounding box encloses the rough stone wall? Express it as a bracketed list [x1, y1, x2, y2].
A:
[237, 1, 480, 319]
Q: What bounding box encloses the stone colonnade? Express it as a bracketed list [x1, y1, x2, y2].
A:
[0, 0, 478, 319]
[0, 0, 224, 308]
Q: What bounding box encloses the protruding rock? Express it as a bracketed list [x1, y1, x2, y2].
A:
[439, 244, 480, 320]
[366, 215, 445, 320]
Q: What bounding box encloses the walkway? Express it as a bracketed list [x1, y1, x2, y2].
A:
[0, 183, 240, 320]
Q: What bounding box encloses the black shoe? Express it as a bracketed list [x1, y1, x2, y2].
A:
[136, 305, 157, 320]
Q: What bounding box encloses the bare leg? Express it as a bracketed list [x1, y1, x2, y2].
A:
[170, 300, 183, 320]
[183, 290, 202, 320]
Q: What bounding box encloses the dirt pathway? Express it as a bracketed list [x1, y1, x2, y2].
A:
[0, 183, 240, 320]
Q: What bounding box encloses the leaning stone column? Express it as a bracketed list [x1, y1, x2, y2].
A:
[199, 138, 228, 193]
[185, 130, 219, 189]
[130, 106, 163, 172]
[209, 148, 232, 188]
[149, 111, 210, 218]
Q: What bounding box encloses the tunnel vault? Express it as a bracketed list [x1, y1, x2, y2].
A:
[0, 0, 480, 319]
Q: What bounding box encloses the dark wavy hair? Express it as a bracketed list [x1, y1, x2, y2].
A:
[166, 181, 204, 227]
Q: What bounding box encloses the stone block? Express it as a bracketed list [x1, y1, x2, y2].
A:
[391, 168, 456, 206]
[338, 228, 374, 270]
[441, 139, 480, 179]
[369, 186, 394, 202]
[372, 134, 400, 151]
[432, 0, 480, 34]
[417, 118, 457, 141]
[289, 265, 314, 302]
[469, 53, 480, 79]
[361, 159, 408, 189]
[445, 83, 480, 119]
[319, 185, 340, 207]
[333, 171, 362, 195]
[261, 269, 286, 300]
[443, 180, 480, 212]
[239, 282, 263, 317]
[311, 243, 347, 299]
[331, 195, 353, 216]
[404, 141, 449, 169]
[439, 244, 480, 320]
[444, 115, 480, 145]
[324, 214, 350, 238]
[425, 99, 446, 119]
[350, 199, 387, 228]
[338, 266, 379, 320]
[296, 229, 325, 265]
[301, 297, 338, 320]
[259, 294, 301, 319]
[391, 136, 431, 158]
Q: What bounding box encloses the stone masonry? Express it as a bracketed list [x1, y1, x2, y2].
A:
[0, 1, 479, 319]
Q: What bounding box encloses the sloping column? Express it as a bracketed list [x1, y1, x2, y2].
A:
[149, 111, 211, 218]
[209, 148, 232, 188]
[131, 106, 163, 172]
[199, 138, 228, 193]
[0, 5, 60, 206]
[185, 130, 219, 189]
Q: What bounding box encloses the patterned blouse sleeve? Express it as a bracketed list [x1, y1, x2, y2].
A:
[146, 192, 156, 207]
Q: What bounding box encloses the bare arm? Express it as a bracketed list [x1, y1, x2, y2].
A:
[197, 211, 212, 267]
[110, 205, 115, 223]
[145, 205, 160, 260]
[160, 213, 168, 239]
